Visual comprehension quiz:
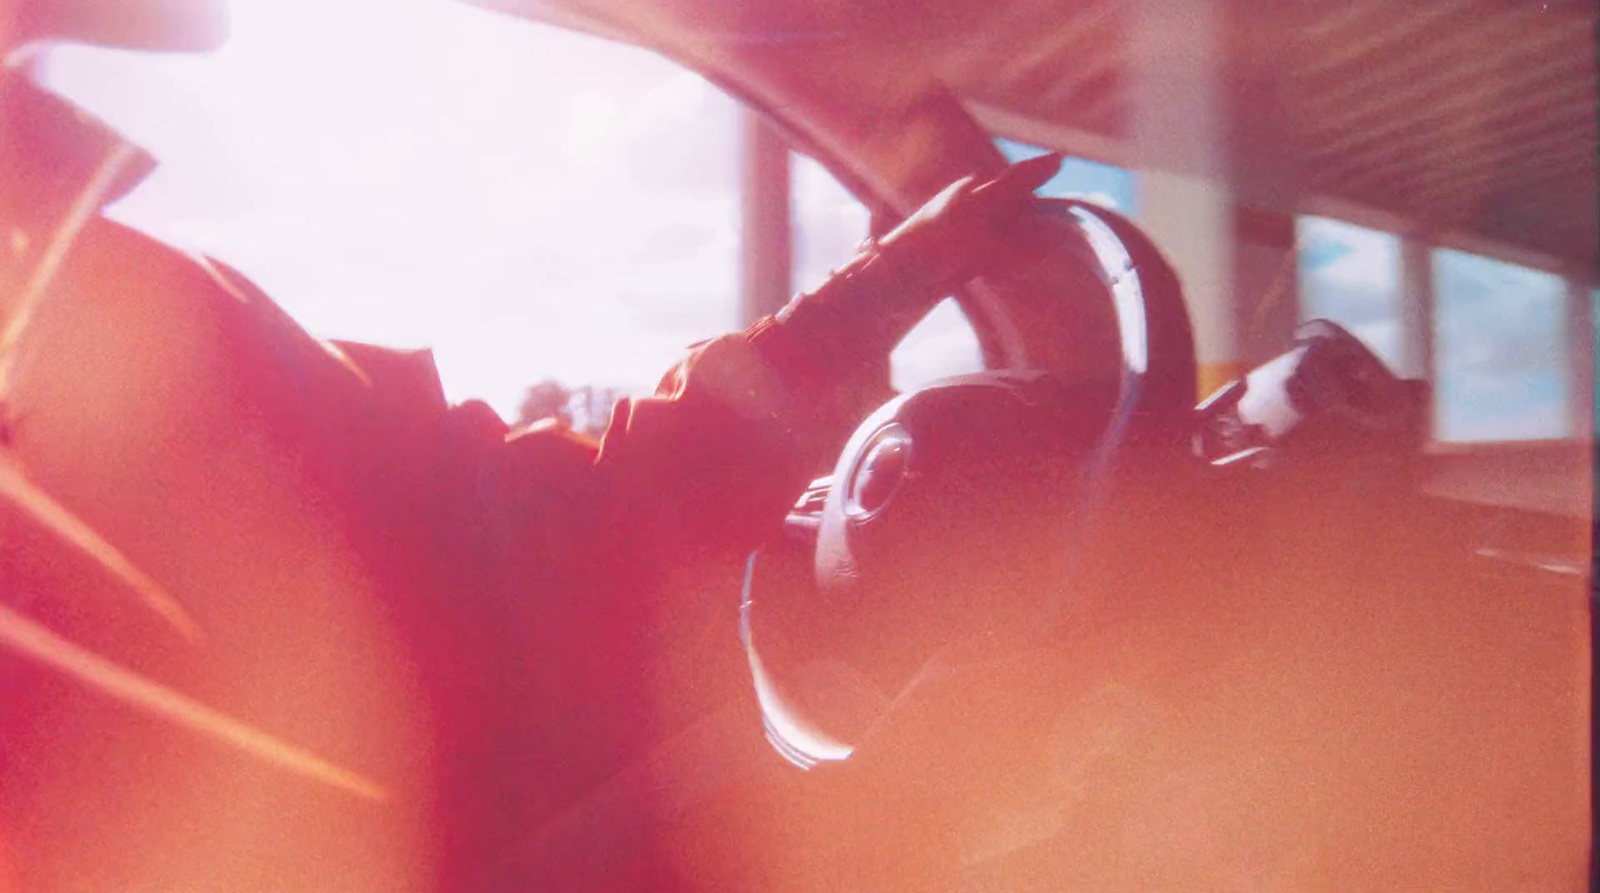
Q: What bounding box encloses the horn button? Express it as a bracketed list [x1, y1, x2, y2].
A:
[843, 424, 913, 520]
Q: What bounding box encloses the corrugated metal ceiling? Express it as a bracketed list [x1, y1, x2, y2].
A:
[482, 0, 1596, 270]
[939, 0, 1595, 269]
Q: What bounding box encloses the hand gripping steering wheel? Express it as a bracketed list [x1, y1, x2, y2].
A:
[741, 198, 1199, 768]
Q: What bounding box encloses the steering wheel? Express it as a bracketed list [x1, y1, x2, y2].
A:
[741, 198, 1198, 768]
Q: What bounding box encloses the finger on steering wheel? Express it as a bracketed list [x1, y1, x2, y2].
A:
[971, 151, 1064, 208]
[877, 153, 1064, 295]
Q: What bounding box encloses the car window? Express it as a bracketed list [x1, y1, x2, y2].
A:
[1296, 216, 1403, 371]
[1432, 248, 1570, 442]
[38, 0, 740, 422]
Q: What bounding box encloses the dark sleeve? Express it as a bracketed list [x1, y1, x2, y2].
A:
[591, 334, 812, 562]
[580, 234, 939, 566]
[588, 314, 898, 566]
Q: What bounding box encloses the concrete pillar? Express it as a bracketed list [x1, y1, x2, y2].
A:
[1394, 233, 1439, 438]
[1127, 0, 1317, 398]
[1565, 276, 1595, 439]
[738, 107, 791, 327]
[1134, 174, 1233, 393]
[1126, 0, 1241, 398]
[1396, 234, 1436, 384]
[1231, 206, 1300, 370]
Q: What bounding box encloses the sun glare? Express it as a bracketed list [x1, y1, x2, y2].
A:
[39, 0, 741, 420]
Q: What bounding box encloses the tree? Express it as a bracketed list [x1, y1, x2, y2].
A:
[516, 380, 572, 427]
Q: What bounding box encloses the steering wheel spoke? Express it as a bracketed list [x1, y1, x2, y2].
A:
[782, 474, 832, 543]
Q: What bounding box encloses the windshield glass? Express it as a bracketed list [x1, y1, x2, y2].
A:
[40, 0, 741, 419]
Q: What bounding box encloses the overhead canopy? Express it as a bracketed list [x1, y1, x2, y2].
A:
[949, 0, 1597, 271]
[474, 0, 1597, 271]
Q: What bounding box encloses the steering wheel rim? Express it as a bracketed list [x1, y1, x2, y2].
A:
[1044, 200, 1197, 431]
[744, 201, 1198, 768]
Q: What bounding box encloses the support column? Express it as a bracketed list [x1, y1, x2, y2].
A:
[1231, 206, 1300, 370]
[1565, 276, 1595, 439]
[1567, 277, 1595, 524]
[1127, 0, 1238, 398]
[738, 107, 791, 327]
[1137, 175, 1239, 397]
[1128, 0, 1314, 398]
[1396, 235, 1436, 383]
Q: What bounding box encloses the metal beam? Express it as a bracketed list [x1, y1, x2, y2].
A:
[1398, 233, 1435, 388]
[1564, 277, 1595, 440]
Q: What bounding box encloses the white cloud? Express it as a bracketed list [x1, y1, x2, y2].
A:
[1297, 217, 1400, 295]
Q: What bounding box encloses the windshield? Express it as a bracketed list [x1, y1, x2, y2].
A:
[4, 0, 1592, 889]
[41, 0, 742, 419]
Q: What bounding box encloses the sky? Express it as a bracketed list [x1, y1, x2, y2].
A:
[1431, 248, 1569, 442]
[997, 137, 1139, 216]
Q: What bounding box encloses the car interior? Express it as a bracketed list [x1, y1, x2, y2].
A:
[0, 0, 1592, 889]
